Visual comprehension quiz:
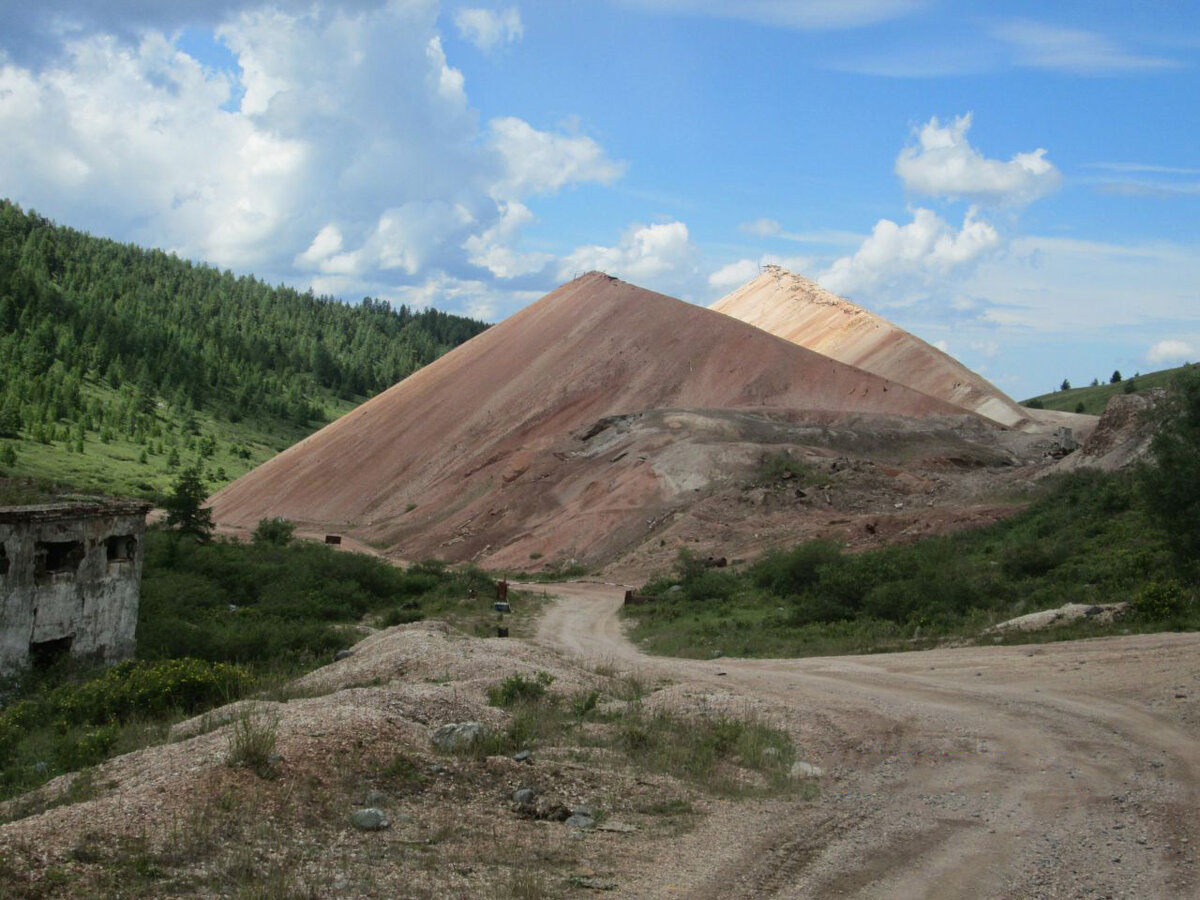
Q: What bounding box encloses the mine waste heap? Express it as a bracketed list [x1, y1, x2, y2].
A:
[209, 269, 1097, 574]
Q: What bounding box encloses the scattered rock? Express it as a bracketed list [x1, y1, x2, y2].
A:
[512, 787, 537, 804]
[986, 602, 1128, 635]
[565, 813, 596, 829]
[513, 749, 532, 762]
[790, 761, 823, 779]
[349, 808, 389, 831]
[334, 649, 354, 661]
[431, 721, 488, 751]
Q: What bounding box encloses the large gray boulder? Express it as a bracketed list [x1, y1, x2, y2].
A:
[431, 721, 489, 751]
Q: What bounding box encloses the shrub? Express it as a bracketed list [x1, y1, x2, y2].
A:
[750, 541, 842, 596]
[682, 569, 740, 603]
[1140, 367, 1200, 563]
[569, 689, 600, 720]
[1001, 542, 1058, 579]
[32, 658, 250, 727]
[251, 517, 295, 546]
[487, 671, 554, 707]
[381, 606, 424, 627]
[754, 451, 813, 485]
[1130, 580, 1193, 620]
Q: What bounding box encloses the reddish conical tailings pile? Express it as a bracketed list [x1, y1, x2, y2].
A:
[711, 265, 1031, 428]
[209, 272, 970, 561]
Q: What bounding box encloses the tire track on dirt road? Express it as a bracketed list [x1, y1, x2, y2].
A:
[530, 581, 1200, 899]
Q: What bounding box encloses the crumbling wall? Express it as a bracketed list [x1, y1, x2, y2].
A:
[0, 503, 149, 674]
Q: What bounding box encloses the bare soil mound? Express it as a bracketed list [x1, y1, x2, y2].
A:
[711, 266, 1038, 429]
[1051, 389, 1164, 474]
[210, 273, 975, 566]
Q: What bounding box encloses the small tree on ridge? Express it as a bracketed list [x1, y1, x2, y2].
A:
[165, 464, 214, 541]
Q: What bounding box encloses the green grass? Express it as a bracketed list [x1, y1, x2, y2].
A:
[0, 378, 359, 501]
[1022, 363, 1193, 415]
[624, 469, 1199, 659]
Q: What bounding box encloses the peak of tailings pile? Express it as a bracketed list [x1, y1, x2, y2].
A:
[209, 272, 974, 564]
[711, 266, 1036, 429]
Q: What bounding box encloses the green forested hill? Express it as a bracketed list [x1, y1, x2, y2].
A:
[0, 200, 490, 499]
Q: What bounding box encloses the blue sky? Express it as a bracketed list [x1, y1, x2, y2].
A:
[1, 1, 1197, 399]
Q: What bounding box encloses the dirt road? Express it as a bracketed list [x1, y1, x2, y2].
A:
[533, 581, 1200, 899]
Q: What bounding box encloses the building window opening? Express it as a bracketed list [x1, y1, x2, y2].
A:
[30, 635, 74, 669]
[0, 542, 8, 577]
[35, 540, 85, 579]
[106, 534, 136, 564]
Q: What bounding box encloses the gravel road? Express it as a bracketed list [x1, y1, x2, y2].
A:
[532, 581, 1200, 899]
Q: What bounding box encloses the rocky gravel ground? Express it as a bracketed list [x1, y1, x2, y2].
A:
[1, 588, 1196, 899]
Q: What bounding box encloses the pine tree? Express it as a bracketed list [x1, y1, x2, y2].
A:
[164, 465, 213, 541]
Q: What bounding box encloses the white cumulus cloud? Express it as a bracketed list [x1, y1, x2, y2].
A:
[1147, 340, 1195, 365]
[0, 1, 627, 319]
[895, 113, 1061, 207]
[560, 221, 697, 289]
[454, 7, 523, 51]
[819, 208, 1000, 297]
[488, 116, 626, 200]
[462, 200, 554, 278]
[708, 259, 763, 290]
[707, 254, 815, 291]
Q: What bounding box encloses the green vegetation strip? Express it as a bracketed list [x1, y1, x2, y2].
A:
[0, 529, 518, 807]
[625, 469, 1197, 659]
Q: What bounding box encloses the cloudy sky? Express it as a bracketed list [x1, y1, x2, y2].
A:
[1, 0, 1197, 398]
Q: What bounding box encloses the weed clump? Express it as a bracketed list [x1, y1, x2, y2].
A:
[487, 671, 554, 707]
[226, 706, 280, 778]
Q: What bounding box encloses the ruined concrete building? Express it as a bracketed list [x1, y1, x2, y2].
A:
[0, 500, 151, 674]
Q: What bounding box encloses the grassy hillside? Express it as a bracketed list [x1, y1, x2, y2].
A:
[0, 382, 359, 500]
[1023, 363, 1193, 415]
[0, 200, 489, 499]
